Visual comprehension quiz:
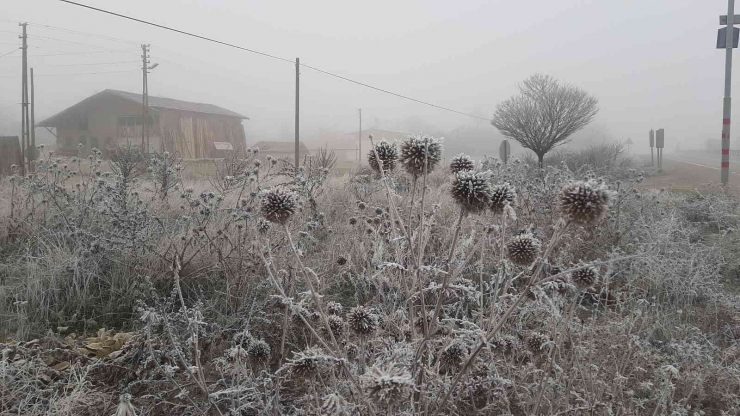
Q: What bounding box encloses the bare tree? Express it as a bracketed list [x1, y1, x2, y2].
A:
[492, 74, 599, 167]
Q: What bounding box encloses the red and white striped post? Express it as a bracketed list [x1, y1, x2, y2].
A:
[721, 0, 735, 185]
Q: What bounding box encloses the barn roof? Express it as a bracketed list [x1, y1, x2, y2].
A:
[37, 89, 248, 127]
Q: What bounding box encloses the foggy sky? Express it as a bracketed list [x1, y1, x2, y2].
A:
[0, 0, 732, 153]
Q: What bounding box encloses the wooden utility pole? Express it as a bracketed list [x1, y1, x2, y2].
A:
[19, 23, 28, 176]
[141, 44, 150, 153]
[358, 108, 362, 166]
[30, 67, 35, 172]
[295, 57, 300, 170]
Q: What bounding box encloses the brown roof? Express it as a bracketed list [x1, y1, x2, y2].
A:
[37, 89, 248, 127]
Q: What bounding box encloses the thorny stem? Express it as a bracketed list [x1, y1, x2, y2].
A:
[407, 175, 417, 238]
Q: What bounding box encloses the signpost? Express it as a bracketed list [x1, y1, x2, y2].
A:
[499, 139, 511, 164]
[718, 4, 738, 185]
[649, 129, 655, 166]
[656, 128, 665, 171]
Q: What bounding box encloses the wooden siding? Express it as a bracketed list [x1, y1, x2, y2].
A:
[158, 110, 245, 158]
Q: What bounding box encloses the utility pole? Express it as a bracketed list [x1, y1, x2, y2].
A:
[141, 44, 150, 153]
[19, 23, 28, 176]
[358, 108, 362, 166]
[30, 67, 35, 172]
[719, 1, 737, 184]
[295, 57, 300, 170]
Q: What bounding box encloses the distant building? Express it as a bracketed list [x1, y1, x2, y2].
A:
[36, 89, 248, 158]
[308, 128, 412, 164]
[250, 140, 310, 161]
[0, 136, 21, 176]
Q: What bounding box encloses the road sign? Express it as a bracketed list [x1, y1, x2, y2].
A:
[499, 139, 511, 164]
[720, 14, 740, 25]
[717, 27, 740, 48]
[649, 129, 654, 148]
[656, 129, 665, 149]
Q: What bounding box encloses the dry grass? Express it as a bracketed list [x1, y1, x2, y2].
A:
[1, 144, 739, 415]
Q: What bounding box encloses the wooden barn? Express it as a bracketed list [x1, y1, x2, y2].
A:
[0, 136, 21, 176]
[36, 89, 248, 159]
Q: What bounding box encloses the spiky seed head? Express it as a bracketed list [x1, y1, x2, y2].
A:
[291, 356, 319, 377]
[260, 188, 298, 224]
[346, 343, 359, 359]
[327, 301, 343, 315]
[559, 180, 614, 224]
[450, 153, 475, 173]
[349, 217, 357, 225]
[571, 266, 598, 288]
[368, 140, 398, 173]
[506, 233, 541, 266]
[398, 135, 443, 176]
[490, 336, 516, 355]
[451, 170, 492, 213]
[247, 339, 271, 363]
[439, 341, 466, 369]
[321, 393, 351, 416]
[337, 256, 347, 265]
[348, 306, 378, 336]
[490, 183, 517, 214]
[375, 207, 384, 215]
[357, 201, 367, 210]
[527, 332, 550, 353]
[326, 315, 345, 338]
[364, 362, 414, 405]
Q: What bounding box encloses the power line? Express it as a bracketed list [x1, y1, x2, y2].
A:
[0, 48, 18, 58]
[59, 0, 294, 64]
[0, 69, 139, 78]
[0, 17, 141, 45]
[59, 0, 491, 121]
[36, 60, 140, 67]
[29, 34, 123, 51]
[3, 49, 139, 58]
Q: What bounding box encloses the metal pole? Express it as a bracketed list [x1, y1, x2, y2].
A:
[20, 23, 27, 176]
[358, 108, 362, 166]
[722, 0, 735, 185]
[30, 67, 35, 172]
[141, 44, 148, 152]
[295, 57, 300, 170]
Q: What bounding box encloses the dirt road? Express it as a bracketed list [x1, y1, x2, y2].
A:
[640, 155, 740, 193]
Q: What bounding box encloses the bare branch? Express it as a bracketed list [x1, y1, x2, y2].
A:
[492, 74, 599, 166]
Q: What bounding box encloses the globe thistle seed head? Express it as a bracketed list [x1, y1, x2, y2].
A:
[398, 135, 443, 176]
[527, 332, 550, 353]
[490, 335, 516, 355]
[260, 188, 298, 224]
[346, 343, 359, 359]
[321, 393, 352, 416]
[349, 217, 357, 225]
[247, 339, 271, 363]
[490, 183, 517, 214]
[439, 340, 466, 370]
[290, 356, 319, 377]
[451, 170, 492, 213]
[506, 232, 541, 266]
[375, 207, 384, 215]
[326, 301, 343, 315]
[364, 362, 414, 405]
[559, 180, 615, 224]
[368, 140, 398, 173]
[449, 153, 475, 174]
[571, 265, 599, 288]
[336, 256, 348, 265]
[326, 315, 345, 338]
[357, 201, 367, 211]
[348, 306, 378, 336]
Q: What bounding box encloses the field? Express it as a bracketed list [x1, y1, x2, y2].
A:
[1, 143, 739, 416]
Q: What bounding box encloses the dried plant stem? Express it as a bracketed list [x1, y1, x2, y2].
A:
[407, 175, 417, 237]
[445, 209, 466, 269]
[431, 253, 644, 416]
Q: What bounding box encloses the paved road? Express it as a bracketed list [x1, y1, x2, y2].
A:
[639, 154, 740, 193]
